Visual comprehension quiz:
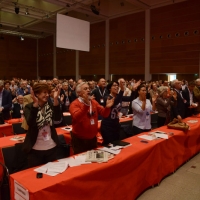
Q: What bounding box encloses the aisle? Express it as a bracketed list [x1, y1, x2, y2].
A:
[137, 153, 200, 200]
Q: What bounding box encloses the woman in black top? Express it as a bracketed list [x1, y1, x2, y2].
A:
[100, 80, 139, 145]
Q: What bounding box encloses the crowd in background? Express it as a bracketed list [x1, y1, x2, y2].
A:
[1, 77, 200, 125]
[1, 77, 200, 167]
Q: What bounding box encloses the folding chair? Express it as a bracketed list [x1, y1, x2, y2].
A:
[12, 123, 27, 135]
[151, 113, 158, 129]
[2, 143, 28, 174]
[0, 162, 10, 200]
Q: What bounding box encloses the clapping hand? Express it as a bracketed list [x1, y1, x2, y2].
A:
[152, 94, 158, 103]
[106, 97, 114, 108]
[132, 80, 141, 91]
[60, 94, 64, 103]
[30, 87, 38, 107]
[119, 80, 125, 91]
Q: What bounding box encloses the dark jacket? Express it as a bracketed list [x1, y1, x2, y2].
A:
[2, 89, 12, 120]
[171, 89, 186, 119]
[182, 87, 196, 117]
[12, 103, 23, 118]
[22, 102, 61, 153]
[91, 86, 109, 107]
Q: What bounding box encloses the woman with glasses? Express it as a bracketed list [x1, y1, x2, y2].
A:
[132, 84, 157, 135]
[100, 80, 139, 145]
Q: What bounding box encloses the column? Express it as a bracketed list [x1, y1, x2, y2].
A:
[36, 39, 39, 79]
[75, 50, 79, 80]
[105, 19, 109, 81]
[145, 9, 151, 81]
[53, 34, 57, 78]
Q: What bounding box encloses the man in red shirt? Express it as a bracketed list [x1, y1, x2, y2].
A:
[69, 82, 114, 154]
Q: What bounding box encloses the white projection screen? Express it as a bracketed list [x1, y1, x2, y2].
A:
[56, 14, 90, 52]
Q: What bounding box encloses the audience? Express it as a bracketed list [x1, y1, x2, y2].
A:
[12, 95, 24, 118]
[69, 82, 114, 154]
[23, 83, 61, 168]
[132, 84, 157, 135]
[156, 86, 177, 127]
[171, 79, 186, 122]
[0, 80, 12, 120]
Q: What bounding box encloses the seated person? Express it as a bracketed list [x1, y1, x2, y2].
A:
[12, 95, 24, 118]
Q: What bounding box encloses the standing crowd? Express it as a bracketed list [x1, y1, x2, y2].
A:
[0, 77, 199, 167]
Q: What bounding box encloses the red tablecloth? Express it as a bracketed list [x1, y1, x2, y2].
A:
[0, 123, 13, 137]
[9, 117, 200, 200]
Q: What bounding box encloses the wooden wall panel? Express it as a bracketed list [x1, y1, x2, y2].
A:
[56, 48, 76, 77]
[150, 0, 200, 75]
[109, 12, 145, 76]
[0, 35, 36, 79]
[79, 21, 106, 76]
[38, 36, 53, 78]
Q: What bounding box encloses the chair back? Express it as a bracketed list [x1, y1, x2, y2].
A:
[12, 123, 27, 135]
[2, 143, 28, 174]
[57, 135, 70, 159]
[0, 162, 10, 200]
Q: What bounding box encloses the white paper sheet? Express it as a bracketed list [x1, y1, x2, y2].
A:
[74, 154, 91, 164]
[97, 147, 121, 155]
[138, 135, 154, 141]
[58, 157, 81, 167]
[155, 133, 168, 139]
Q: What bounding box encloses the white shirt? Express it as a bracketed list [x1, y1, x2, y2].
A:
[132, 97, 153, 129]
[32, 125, 56, 150]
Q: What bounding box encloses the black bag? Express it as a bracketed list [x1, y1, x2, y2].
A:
[0, 112, 4, 124]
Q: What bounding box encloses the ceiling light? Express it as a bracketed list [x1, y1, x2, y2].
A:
[91, 5, 99, 15]
[20, 36, 24, 41]
[25, 8, 29, 15]
[15, 6, 20, 14]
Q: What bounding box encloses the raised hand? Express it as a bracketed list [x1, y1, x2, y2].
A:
[119, 80, 125, 91]
[60, 94, 64, 103]
[53, 87, 60, 99]
[106, 97, 114, 108]
[30, 87, 38, 107]
[152, 94, 158, 103]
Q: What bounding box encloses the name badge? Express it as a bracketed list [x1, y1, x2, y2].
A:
[90, 119, 95, 125]
[100, 99, 104, 103]
[146, 112, 150, 120]
[41, 125, 50, 141]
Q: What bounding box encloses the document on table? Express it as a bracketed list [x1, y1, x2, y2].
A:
[155, 133, 168, 139]
[74, 154, 92, 164]
[58, 157, 82, 167]
[34, 161, 68, 176]
[97, 147, 121, 155]
[138, 135, 154, 141]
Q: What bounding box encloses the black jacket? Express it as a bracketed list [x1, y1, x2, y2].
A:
[2, 89, 12, 120]
[22, 102, 61, 153]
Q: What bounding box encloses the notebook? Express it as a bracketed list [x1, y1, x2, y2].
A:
[111, 140, 130, 147]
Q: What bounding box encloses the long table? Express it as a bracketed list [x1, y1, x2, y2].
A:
[9, 116, 200, 200]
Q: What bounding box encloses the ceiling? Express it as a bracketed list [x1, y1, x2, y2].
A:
[0, 0, 187, 39]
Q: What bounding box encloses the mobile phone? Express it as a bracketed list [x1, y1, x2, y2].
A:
[140, 140, 148, 144]
[36, 173, 43, 179]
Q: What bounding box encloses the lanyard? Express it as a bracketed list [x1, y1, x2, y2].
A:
[78, 97, 92, 115]
[174, 89, 184, 99]
[98, 86, 105, 97]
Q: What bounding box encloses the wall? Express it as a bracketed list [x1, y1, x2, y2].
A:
[1, 0, 200, 81]
[0, 35, 37, 79]
[150, 0, 200, 79]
